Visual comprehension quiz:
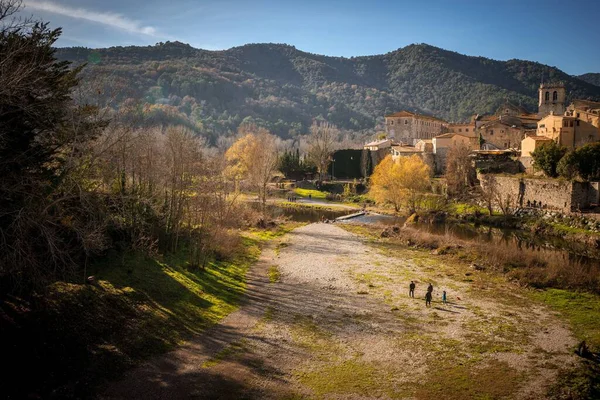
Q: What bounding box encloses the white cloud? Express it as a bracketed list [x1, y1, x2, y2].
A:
[24, 1, 159, 36]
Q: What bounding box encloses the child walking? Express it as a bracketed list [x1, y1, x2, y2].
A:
[442, 290, 447, 305]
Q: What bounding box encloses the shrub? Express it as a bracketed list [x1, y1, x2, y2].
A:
[531, 141, 567, 177]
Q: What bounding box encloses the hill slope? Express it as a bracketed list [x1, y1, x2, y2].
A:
[578, 73, 600, 87]
[57, 42, 600, 142]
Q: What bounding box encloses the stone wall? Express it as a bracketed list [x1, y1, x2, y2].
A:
[479, 174, 599, 213]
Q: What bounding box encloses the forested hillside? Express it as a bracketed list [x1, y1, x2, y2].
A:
[579, 73, 600, 87]
[57, 42, 600, 143]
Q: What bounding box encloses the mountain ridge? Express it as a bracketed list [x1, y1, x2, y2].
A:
[56, 42, 600, 141]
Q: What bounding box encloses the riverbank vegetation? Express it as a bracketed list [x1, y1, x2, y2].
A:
[0, 4, 294, 398]
[352, 223, 600, 295]
[342, 223, 600, 398]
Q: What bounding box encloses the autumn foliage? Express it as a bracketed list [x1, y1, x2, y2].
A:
[369, 155, 431, 213]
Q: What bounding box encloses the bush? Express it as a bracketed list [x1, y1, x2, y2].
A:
[558, 142, 600, 181]
[531, 141, 567, 177]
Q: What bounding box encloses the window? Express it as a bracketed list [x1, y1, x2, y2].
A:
[490, 130, 494, 135]
[577, 120, 580, 126]
[390, 120, 394, 125]
[465, 128, 469, 132]
[404, 119, 408, 125]
[577, 113, 580, 118]
[569, 121, 573, 127]
[458, 128, 462, 132]
[545, 91, 550, 101]
[553, 91, 558, 101]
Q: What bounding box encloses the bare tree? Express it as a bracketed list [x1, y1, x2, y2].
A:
[445, 143, 473, 196]
[480, 174, 497, 215]
[306, 121, 338, 181]
[495, 189, 516, 216]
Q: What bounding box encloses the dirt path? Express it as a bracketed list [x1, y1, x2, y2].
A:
[100, 223, 578, 399]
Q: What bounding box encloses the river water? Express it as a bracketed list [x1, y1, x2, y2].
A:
[263, 203, 600, 271]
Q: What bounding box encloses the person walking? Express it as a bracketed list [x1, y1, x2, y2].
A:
[425, 291, 432, 307]
[409, 281, 415, 298]
[427, 283, 433, 294]
[442, 290, 447, 305]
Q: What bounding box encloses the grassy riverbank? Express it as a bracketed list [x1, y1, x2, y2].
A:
[1, 224, 296, 399]
[342, 224, 600, 341]
[341, 223, 600, 398]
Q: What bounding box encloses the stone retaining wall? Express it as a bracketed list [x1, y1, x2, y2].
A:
[479, 174, 599, 213]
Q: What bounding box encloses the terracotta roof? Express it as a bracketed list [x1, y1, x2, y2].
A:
[364, 139, 391, 147]
[525, 136, 553, 141]
[385, 110, 447, 122]
[391, 145, 421, 153]
[477, 115, 498, 121]
[435, 133, 470, 139]
[572, 99, 600, 109]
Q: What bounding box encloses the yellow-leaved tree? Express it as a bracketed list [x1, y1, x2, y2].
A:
[225, 125, 280, 212]
[370, 155, 431, 213]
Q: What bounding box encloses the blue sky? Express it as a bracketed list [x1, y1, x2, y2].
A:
[21, 0, 599, 75]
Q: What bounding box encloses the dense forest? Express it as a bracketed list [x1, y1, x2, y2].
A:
[579, 73, 600, 87]
[56, 42, 600, 143]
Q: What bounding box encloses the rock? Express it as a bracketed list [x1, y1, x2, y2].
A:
[471, 263, 485, 271]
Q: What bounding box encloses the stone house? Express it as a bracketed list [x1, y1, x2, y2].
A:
[477, 119, 530, 150]
[363, 139, 392, 151]
[384, 110, 447, 146]
[432, 133, 477, 174]
[520, 135, 554, 173]
[446, 123, 476, 136]
[536, 113, 599, 149]
[415, 139, 434, 153]
[567, 100, 600, 128]
[390, 144, 435, 175]
[521, 135, 554, 157]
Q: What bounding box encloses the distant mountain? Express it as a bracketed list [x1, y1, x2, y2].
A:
[578, 73, 600, 87]
[56, 42, 600, 142]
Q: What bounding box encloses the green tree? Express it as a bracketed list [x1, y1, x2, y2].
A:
[0, 2, 105, 288]
[557, 143, 600, 181]
[530, 141, 567, 178]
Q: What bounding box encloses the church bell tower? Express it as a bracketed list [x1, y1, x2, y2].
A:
[538, 82, 566, 118]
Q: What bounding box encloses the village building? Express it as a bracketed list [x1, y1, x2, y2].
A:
[384, 110, 447, 146]
[472, 114, 498, 129]
[390, 144, 421, 160]
[536, 113, 599, 149]
[538, 82, 566, 118]
[474, 101, 540, 150]
[446, 123, 476, 136]
[432, 133, 477, 174]
[476, 118, 533, 150]
[520, 135, 554, 173]
[363, 139, 392, 151]
[566, 99, 600, 132]
[521, 135, 554, 157]
[415, 139, 433, 153]
[390, 144, 435, 175]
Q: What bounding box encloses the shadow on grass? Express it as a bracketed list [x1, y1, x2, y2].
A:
[0, 238, 260, 399]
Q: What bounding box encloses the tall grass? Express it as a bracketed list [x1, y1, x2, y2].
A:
[383, 226, 600, 294]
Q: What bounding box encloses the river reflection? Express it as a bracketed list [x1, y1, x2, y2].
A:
[258, 202, 600, 269]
